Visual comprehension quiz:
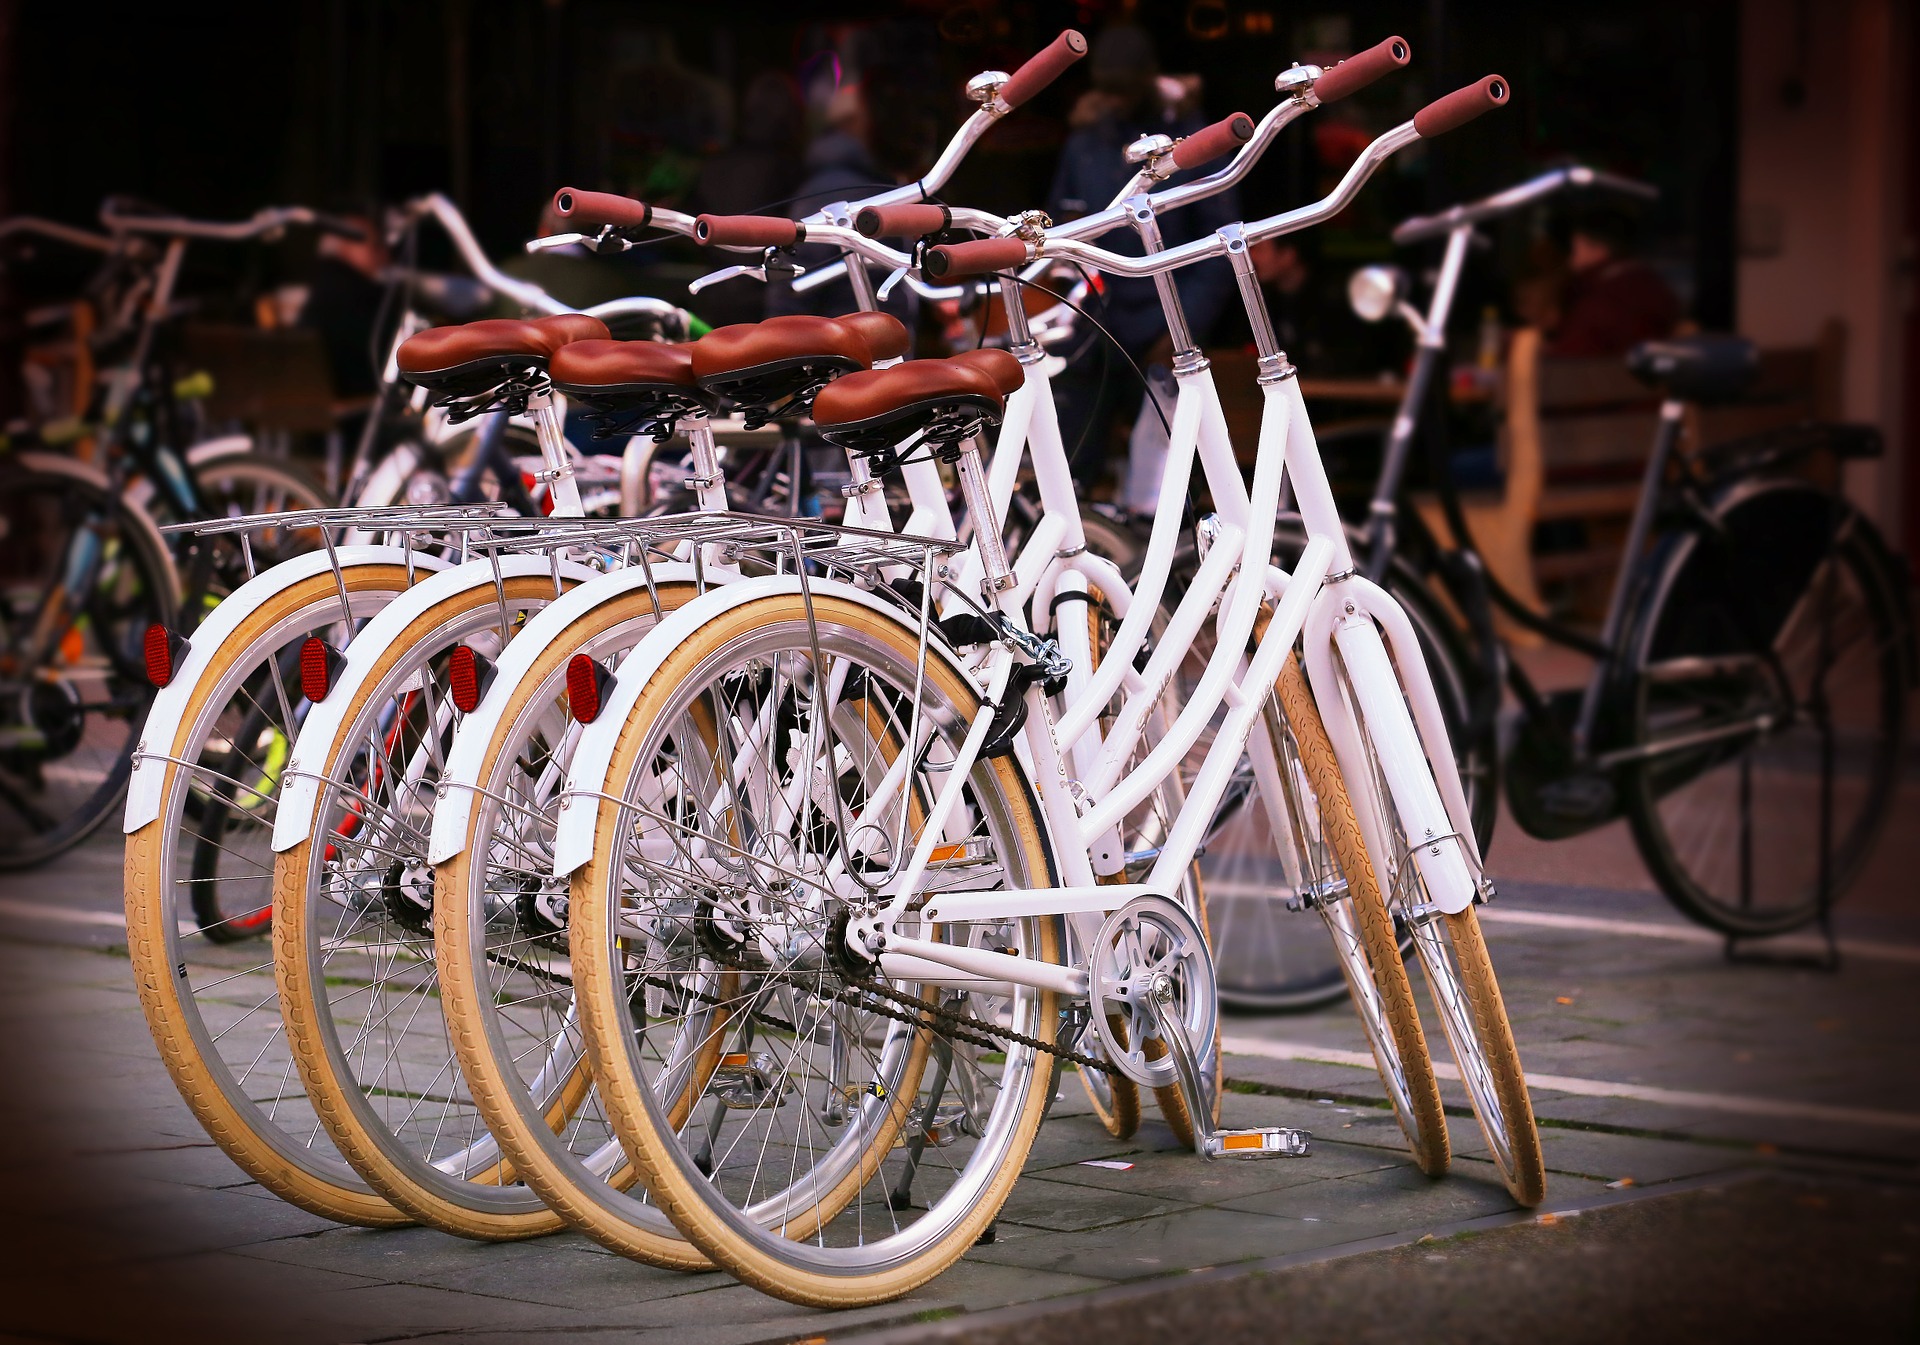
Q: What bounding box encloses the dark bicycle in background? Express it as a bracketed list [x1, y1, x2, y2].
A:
[0, 200, 352, 868]
[1344, 165, 1912, 940]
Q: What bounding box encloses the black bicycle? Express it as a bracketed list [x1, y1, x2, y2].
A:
[1348, 167, 1912, 939]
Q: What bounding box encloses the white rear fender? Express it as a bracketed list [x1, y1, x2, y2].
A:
[426, 562, 696, 866]
[270, 554, 601, 854]
[124, 546, 444, 832]
[552, 576, 953, 879]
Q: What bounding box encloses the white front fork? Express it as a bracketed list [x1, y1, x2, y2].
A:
[1303, 580, 1482, 917]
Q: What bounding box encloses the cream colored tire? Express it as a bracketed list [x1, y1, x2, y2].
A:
[570, 594, 1061, 1307]
[274, 576, 576, 1239]
[1276, 654, 1449, 1176]
[432, 582, 712, 1268]
[126, 567, 415, 1225]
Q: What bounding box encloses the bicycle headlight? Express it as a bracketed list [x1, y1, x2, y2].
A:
[1347, 265, 1404, 323]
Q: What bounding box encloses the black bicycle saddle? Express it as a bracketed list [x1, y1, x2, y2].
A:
[1625, 335, 1759, 405]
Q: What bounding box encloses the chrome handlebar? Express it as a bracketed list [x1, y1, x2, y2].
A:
[792, 93, 1323, 296]
[0, 216, 115, 253]
[97, 202, 349, 244]
[402, 193, 690, 333]
[1009, 120, 1423, 281]
[1390, 164, 1658, 246]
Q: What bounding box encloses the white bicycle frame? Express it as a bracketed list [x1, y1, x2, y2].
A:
[829, 123, 1494, 1002]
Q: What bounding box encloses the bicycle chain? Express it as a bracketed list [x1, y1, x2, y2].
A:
[625, 965, 1116, 1076]
[835, 972, 1119, 1077]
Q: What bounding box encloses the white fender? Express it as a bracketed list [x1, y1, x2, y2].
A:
[124, 546, 444, 832]
[426, 562, 695, 866]
[271, 554, 602, 853]
[552, 575, 954, 878]
[183, 434, 257, 465]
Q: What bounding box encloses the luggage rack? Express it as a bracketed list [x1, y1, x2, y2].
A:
[462, 509, 963, 574]
[158, 504, 964, 611]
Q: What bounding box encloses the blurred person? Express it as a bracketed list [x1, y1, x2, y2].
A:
[689, 72, 805, 219]
[300, 216, 388, 401]
[687, 72, 807, 326]
[1046, 23, 1240, 491]
[1244, 237, 1403, 375]
[1545, 205, 1679, 358]
[767, 80, 915, 329]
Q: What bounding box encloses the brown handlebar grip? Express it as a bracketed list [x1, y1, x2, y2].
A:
[1170, 113, 1256, 171]
[1413, 74, 1510, 138]
[855, 204, 952, 239]
[552, 188, 652, 230]
[923, 237, 1031, 280]
[1311, 36, 1412, 103]
[997, 30, 1088, 109]
[694, 214, 803, 248]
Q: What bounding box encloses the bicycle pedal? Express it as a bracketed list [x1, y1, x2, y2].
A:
[1203, 1127, 1312, 1159]
[711, 1052, 792, 1110]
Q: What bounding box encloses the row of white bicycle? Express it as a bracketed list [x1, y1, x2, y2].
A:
[123, 32, 1541, 1306]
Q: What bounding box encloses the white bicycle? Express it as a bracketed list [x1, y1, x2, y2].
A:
[552, 67, 1539, 1307]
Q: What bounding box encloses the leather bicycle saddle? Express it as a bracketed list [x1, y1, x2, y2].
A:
[549, 339, 719, 441]
[396, 314, 610, 417]
[812, 356, 1009, 463]
[947, 348, 1025, 397]
[1626, 335, 1758, 405]
[690, 312, 910, 427]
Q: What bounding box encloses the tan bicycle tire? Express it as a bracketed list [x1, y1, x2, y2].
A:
[274, 575, 574, 1240]
[570, 593, 1061, 1307]
[433, 581, 709, 1269]
[1436, 907, 1545, 1205]
[124, 566, 415, 1227]
[1275, 653, 1449, 1176]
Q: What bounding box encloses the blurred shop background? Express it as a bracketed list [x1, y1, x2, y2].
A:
[0, 0, 1912, 596]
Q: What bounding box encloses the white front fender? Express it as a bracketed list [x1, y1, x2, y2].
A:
[124, 546, 444, 832]
[426, 562, 695, 866]
[551, 575, 939, 879]
[271, 554, 602, 854]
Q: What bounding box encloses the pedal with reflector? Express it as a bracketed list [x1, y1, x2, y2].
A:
[1203, 1127, 1312, 1159]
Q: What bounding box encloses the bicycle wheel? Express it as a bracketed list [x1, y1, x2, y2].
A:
[569, 592, 1062, 1307]
[432, 579, 713, 1268]
[1273, 654, 1448, 1176]
[273, 574, 576, 1239]
[1, 457, 173, 868]
[1622, 481, 1907, 935]
[1336, 642, 1544, 1205]
[125, 564, 414, 1225]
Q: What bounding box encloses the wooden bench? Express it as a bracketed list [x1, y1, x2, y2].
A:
[1418, 321, 1845, 628]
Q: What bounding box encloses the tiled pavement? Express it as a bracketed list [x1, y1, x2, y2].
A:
[0, 757, 1915, 1342]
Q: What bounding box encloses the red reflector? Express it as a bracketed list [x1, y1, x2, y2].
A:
[143, 624, 188, 688]
[566, 654, 614, 723]
[448, 645, 494, 714]
[300, 637, 343, 703]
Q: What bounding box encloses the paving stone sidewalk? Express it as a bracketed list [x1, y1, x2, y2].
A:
[2, 861, 1913, 1345]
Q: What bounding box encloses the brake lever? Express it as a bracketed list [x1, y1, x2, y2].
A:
[876, 265, 910, 302]
[526, 233, 588, 254]
[691, 245, 806, 294]
[689, 263, 766, 294]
